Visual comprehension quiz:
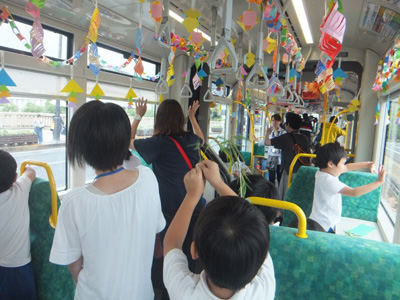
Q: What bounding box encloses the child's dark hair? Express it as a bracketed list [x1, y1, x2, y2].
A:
[285, 112, 302, 130]
[229, 175, 281, 224]
[316, 143, 347, 169]
[288, 218, 325, 232]
[329, 116, 339, 123]
[271, 113, 281, 122]
[193, 196, 270, 291]
[67, 101, 132, 171]
[0, 150, 17, 193]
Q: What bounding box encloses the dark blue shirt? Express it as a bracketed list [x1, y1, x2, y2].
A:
[134, 133, 202, 214]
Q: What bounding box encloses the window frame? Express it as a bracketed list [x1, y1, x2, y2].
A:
[0, 14, 73, 62]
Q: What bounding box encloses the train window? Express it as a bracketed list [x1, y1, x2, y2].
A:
[95, 45, 158, 79]
[0, 67, 69, 191]
[0, 16, 71, 60]
[84, 97, 157, 183]
[381, 98, 400, 225]
[208, 104, 228, 152]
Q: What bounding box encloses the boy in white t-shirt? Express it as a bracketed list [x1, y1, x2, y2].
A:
[0, 150, 37, 300]
[163, 160, 276, 300]
[310, 143, 386, 233]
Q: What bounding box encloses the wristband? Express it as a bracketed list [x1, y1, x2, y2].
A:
[134, 114, 142, 121]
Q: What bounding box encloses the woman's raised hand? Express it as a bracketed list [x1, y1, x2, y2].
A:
[188, 100, 200, 119]
[135, 97, 148, 117]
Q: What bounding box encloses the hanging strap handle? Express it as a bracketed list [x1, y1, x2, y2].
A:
[168, 136, 193, 170]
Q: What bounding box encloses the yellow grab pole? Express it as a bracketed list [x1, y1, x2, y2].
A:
[20, 160, 58, 228]
[248, 197, 308, 238]
[287, 153, 316, 188]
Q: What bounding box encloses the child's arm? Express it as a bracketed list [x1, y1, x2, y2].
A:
[198, 160, 236, 196]
[23, 166, 36, 182]
[68, 256, 83, 284]
[130, 98, 147, 150]
[344, 161, 376, 172]
[188, 100, 205, 145]
[163, 168, 205, 257]
[340, 165, 385, 197]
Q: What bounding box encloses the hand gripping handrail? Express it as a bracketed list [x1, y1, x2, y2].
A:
[180, 59, 193, 99]
[287, 153, 316, 188]
[247, 197, 308, 238]
[246, 3, 269, 90]
[20, 160, 58, 228]
[156, 0, 171, 49]
[209, 0, 238, 75]
[155, 57, 169, 95]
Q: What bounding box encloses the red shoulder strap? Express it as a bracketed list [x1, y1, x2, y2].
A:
[168, 136, 193, 170]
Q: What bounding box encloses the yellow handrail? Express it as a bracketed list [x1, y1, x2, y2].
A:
[247, 197, 308, 239]
[200, 150, 208, 160]
[234, 101, 255, 171]
[323, 109, 349, 146]
[288, 153, 316, 188]
[20, 160, 58, 228]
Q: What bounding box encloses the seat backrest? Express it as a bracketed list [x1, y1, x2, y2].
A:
[283, 166, 381, 226]
[29, 178, 75, 300]
[269, 226, 400, 299]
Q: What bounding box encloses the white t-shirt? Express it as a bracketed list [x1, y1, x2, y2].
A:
[0, 175, 32, 267]
[164, 249, 276, 300]
[50, 166, 166, 300]
[309, 170, 347, 231]
[267, 128, 286, 165]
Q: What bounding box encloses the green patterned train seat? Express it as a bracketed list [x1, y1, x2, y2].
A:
[240, 151, 251, 166]
[270, 226, 400, 300]
[29, 178, 75, 300]
[253, 143, 265, 156]
[283, 166, 381, 226]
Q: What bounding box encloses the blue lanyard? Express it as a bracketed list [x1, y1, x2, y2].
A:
[94, 166, 124, 181]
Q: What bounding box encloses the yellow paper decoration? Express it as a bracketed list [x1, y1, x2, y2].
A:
[348, 105, 359, 112]
[61, 79, 84, 93]
[184, 9, 201, 19]
[350, 99, 361, 106]
[245, 52, 256, 68]
[182, 17, 199, 33]
[167, 65, 175, 87]
[265, 37, 277, 54]
[126, 88, 137, 99]
[159, 94, 163, 103]
[88, 7, 101, 43]
[90, 83, 105, 99]
[209, 102, 216, 108]
[271, 96, 277, 104]
[319, 83, 327, 94]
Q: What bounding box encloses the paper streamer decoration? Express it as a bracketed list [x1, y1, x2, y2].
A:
[88, 7, 101, 43]
[61, 79, 84, 109]
[25, 2, 45, 58]
[126, 88, 137, 109]
[136, 28, 143, 56]
[30, 0, 46, 9]
[167, 65, 175, 87]
[192, 73, 201, 90]
[0, 67, 16, 105]
[88, 43, 100, 76]
[90, 83, 105, 100]
[134, 56, 144, 76]
[320, 2, 346, 44]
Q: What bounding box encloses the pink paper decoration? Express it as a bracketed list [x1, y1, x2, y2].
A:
[150, 2, 162, 19]
[320, 2, 346, 44]
[191, 32, 203, 44]
[243, 10, 257, 27]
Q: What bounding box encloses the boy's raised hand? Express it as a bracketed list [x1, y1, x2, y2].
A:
[135, 97, 147, 117]
[188, 100, 200, 119]
[377, 165, 386, 184]
[184, 167, 205, 200]
[198, 160, 222, 188]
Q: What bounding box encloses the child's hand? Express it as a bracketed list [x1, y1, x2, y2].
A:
[184, 167, 205, 199]
[367, 161, 377, 173]
[377, 165, 386, 184]
[23, 166, 36, 182]
[188, 100, 200, 119]
[198, 160, 222, 188]
[135, 97, 147, 117]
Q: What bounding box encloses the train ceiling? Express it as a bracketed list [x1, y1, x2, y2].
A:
[2, 0, 400, 106]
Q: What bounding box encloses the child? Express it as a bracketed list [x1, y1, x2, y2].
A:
[309, 143, 385, 233]
[229, 174, 282, 225]
[163, 160, 275, 299]
[0, 150, 37, 300]
[49, 101, 165, 299]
